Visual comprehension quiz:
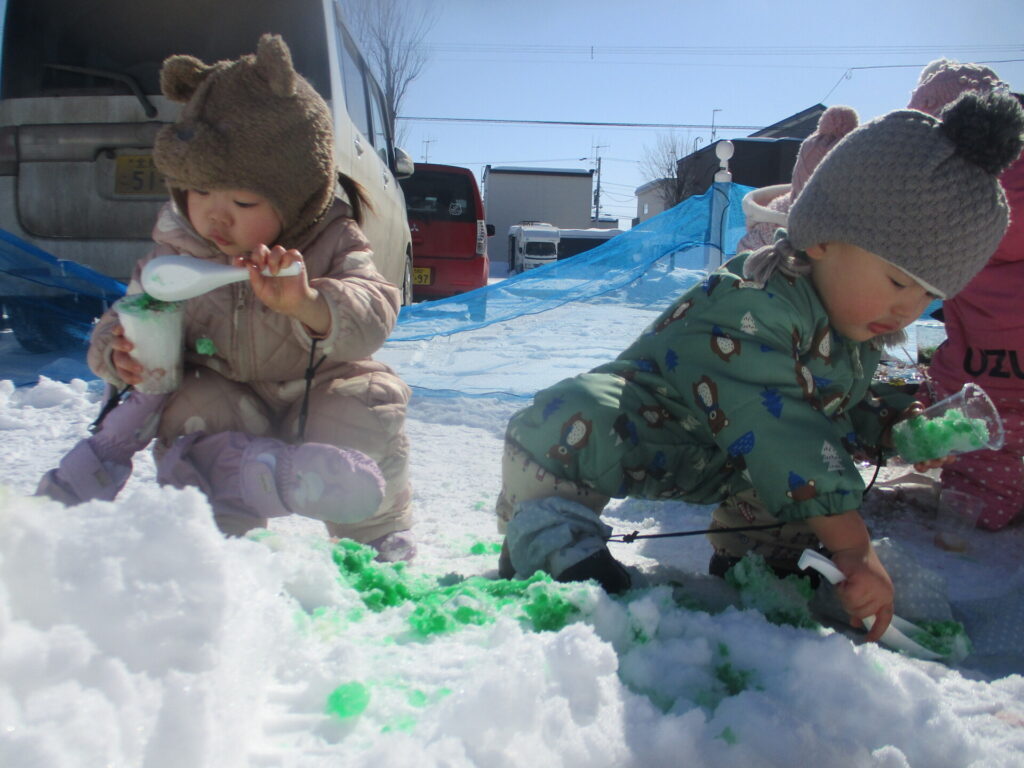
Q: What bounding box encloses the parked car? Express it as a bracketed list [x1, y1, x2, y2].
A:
[399, 163, 493, 300]
[0, 0, 415, 351]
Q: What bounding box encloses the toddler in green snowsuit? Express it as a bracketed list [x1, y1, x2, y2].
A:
[496, 91, 1023, 644]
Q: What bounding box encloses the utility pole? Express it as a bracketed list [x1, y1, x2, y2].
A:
[421, 137, 435, 162]
[711, 109, 722, 142]
[590, 143, 608, 222]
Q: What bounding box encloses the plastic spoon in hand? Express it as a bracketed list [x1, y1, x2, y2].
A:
[140, 253, 303, 301]
[797, 549, 943, 660]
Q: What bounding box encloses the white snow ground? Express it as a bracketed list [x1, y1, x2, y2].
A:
[1, 304, 1024, 767]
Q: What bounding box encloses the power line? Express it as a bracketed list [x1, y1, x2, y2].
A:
[820, 59, 1024, 102]
[399, 116, 760, 130]
[422, 43, 1023, 58]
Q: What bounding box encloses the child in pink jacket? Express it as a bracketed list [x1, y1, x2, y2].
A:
[912, 62, 1024, 530]
[37, 36, 414, 560]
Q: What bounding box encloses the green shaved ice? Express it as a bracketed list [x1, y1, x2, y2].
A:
[717, 726, 738, 745]
[724, 553, 817, 629]
[469, 541, 502, 555]
[909, 620, 972, 660]
[325, 681, 370, 719]
[195, 337, 217, 355]
[892, 409, 991, 463]
[117, 293, 183, 313]
[329, 538, 582, 637]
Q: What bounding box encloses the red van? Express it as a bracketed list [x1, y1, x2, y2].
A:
[400, 163, 493, 300]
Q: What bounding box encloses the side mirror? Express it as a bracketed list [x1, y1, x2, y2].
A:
[392, 147, 414, 179]
[486, 224, 495, 237]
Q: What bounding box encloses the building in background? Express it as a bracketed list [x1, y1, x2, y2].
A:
[482, 166, 594, 268]
[634, 178, 676, 224]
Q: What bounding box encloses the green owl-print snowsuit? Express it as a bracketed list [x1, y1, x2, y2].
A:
[505, 251, 916, 524]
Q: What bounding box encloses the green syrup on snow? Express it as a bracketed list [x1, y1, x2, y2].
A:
[325, 681, 370, 719]
[330, 538, 581, 636]
[724, 553, 817, 629]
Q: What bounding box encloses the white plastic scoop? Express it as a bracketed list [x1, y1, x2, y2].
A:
[797, 548, 943, 661]
[140, 253, 302, 301]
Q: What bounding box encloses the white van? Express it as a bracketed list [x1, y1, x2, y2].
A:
[0, 0, 415, 351]
[507, 221, 559, 273]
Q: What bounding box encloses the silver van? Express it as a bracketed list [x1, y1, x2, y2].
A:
[0, 0, 415, 351]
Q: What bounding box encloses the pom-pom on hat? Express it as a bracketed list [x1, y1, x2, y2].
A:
[787, 90, 1024, 299]
[790, 105, 859, 199]
[153, 35, 336, 248]
[735, 106, 859, 253]
[908, 58, 1005, 117]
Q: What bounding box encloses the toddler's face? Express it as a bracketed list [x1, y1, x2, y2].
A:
[185, 188, 283, 258]
[808, 242, 936, 342]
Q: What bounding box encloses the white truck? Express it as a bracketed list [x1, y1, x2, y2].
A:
[508, 221, 560, 273]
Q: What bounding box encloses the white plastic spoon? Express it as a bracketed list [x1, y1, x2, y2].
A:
[140, 253, 302, 302]
[797, 548, 943, 660]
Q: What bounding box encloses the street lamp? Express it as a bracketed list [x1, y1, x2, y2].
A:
[711, 108, 722, 142]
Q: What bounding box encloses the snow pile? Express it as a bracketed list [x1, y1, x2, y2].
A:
[1, 378, 1024, 766]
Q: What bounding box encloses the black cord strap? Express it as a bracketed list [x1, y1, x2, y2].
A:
[297, 339, 327, 441]
[88, 385, 130, 434]
[609, 447, 887, 544]
[609, 521, 784, 544]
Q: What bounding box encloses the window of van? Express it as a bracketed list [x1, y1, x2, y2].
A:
[367, 79, 391, 166]
[401, 170, 477, 224]
[338, 28, 371, 141]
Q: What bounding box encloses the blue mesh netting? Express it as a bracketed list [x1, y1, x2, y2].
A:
[0, 182, 769, 395]
[0, 228, 125, 355]
[376, 183, 754, 399]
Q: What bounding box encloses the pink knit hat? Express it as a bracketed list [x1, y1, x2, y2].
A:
[790, 105, 859, 199]
[908, 58, 1005, 117]
[736, 105, 859, 253]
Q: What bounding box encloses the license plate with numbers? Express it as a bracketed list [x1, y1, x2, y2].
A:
[114, 154, 164, 195]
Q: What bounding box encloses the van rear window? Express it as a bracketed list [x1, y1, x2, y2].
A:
[401, 171, 478, 223]
[1, 0, 331, 99]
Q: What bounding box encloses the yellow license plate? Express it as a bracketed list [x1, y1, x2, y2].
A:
[114, 154, 164, 195]
[412, 267, 432, 285]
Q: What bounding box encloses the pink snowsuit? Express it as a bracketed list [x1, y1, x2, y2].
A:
[924, 155, 1024, 530]
[88, 198, 412, 539]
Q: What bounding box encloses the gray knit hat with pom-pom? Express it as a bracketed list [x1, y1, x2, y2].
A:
[788, 90, 1024, 298]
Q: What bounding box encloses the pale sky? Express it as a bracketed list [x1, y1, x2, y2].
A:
[396, 0, 1024, 224]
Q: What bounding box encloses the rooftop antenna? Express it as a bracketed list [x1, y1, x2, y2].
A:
[422, 137, 435, 162]
[711, 108, 722, 142]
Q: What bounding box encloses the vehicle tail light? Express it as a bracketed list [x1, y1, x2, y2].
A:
[476, 220, 487, 256]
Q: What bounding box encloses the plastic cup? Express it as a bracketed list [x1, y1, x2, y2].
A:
[891, 382, 1004, 464]
[933, 488, 984, 552]
[113, 294, 186, 394]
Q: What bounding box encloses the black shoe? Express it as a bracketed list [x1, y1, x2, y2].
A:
[558, 548, 632, 594]
[498, 538, 514, 579]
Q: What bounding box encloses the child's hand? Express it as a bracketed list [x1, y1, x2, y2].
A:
[238, 244, 310, 312]
[831, 547, 895, 642]
[238, 245, 331, 335]
[807, 510, 895, 642]
[911, 455, 956, 472]
[110, 324, 145, 385]
[885, 403, 958, 472]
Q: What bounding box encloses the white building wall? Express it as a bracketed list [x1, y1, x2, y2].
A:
[634, 178, 672, 224]
[483, 167, 594, 264]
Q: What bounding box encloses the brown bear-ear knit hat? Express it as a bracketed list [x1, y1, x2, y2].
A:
[153, 34, 336, 249]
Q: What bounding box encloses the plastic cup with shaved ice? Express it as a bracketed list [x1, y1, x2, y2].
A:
[114, 293, 186, 394]
[892, 382, 1004, 464]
